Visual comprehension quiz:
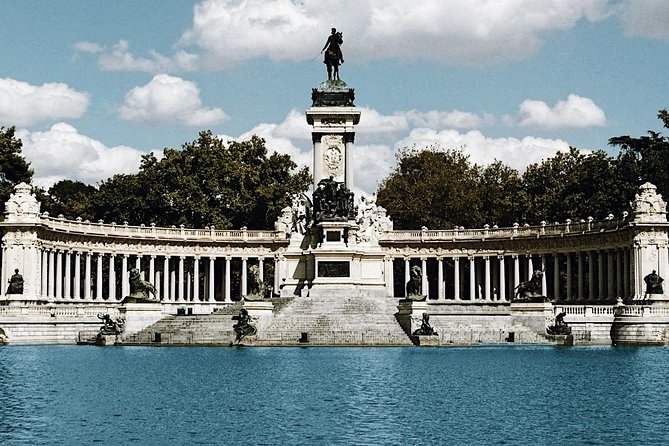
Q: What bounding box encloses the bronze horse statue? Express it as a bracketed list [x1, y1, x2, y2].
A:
[322, 28, 344, 81]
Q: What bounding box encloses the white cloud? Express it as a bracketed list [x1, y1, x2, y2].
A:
[351, 143, 396, 193]
[98, 40, 198, 73]
[178, 0, 609, 68]
[0, 78, 89, 127]
[356, 107, 409, 135]
[394, 128, 571, 172]
[405, 109, 494, 129]
[619, 0, 669, 39]
[73, 41, 105, 53]
[119, 74, 228, 126]
[518, 94, 606, 129]
[16, 123, 145, 187]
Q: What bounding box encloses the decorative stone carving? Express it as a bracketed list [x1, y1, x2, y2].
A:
[4, 183, 40, 223]
[633, 182, 667, 223]
[274, 206, 292, 235]
[355, 196, 394, 244]
[321, 135, 345, 181]
[290, 193, 311, 234]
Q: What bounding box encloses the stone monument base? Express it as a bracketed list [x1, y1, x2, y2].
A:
[119, 302, 164, 337]
[412, 334, 440, 346]
[547, 334, 574, 346]
[95, 333, 118, 346]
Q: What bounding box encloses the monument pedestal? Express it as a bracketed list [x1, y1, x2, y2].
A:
[119, 302, 164, 337]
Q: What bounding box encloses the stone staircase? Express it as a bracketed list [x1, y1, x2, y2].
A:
[122, 302, 243, 345]
[121, 292, 412, 346]
[256, 291, 413, 346]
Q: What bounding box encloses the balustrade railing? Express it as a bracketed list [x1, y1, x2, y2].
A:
[0, 305, 120, 318]
[38, 216, 282, 242]
[382, 217, 629, 242]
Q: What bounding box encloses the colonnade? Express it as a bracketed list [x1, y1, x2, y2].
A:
[390, 248, 635, 302]
[33, 248, 276, 303]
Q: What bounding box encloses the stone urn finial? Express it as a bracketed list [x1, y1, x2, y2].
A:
[633, 182, 667, 223]
[4, 182, 41, 223]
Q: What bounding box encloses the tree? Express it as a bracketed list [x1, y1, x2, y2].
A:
[610, 109, 669, 200]
[45, 180, 98, 220]
[521, 148, 635, 223]
[0, 126, 33, 209]
[377, 146, 487, 229]
[94, 132, 311, 229]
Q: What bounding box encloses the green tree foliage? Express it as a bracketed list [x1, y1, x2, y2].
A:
[94, 131, 310, 229]
[377, 147, 486, 229]
[377, 145, 640, 229]
[609, 109, 669, 200]
[45, 180, 98, 220]
[521, 148, 636, 223]
[0, 126, 33, 208]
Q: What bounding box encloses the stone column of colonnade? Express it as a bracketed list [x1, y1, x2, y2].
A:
[391, 249, 635, 303]
[34, 248, 276, 305]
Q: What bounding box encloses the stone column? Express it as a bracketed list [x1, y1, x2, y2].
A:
[109, 254, 116, 301]
[186, 272, 192, 301]
[527, 255, 534, 281]
[55, 250, 63, 299]
[313, 136, 323, 190]
[453, 257, 460, 301]
[513, 255, 520, 295]
[178, 257, 185, 301]
[170, 263, 176, 301]
[553, 253, 560, 300]
[588, 251, 595, 301]
[404, 258, 410, 293]
[384, 256, 394, 297]
[607, 250, 615, 300]
[540, 255, 547, 296]
[241, 257, 248, 297]
[469, 257, 476, 301]
[616, 249, 623, 299]
[149, 256, 156, 287]
[64, 251, 72, 299]
[345, 137, 354, 189]
[121, 255, 128, 298]
[577, 252, 584, 300]
[96, 253, 103, 300]
[41, 250, 48, 297]
[598, 251, 605, 300]
[73, 251, 81, 300]
[135, 255, 141, 272]
[193, 257, 200, 302]
[484, 256, 491, 300]
[259, 258, 264, 282]
[84, 252, 92, 301]
[225, 257, 231, 302]
[421, 257, 428, 300]
[499, 256, 506, 301]
[566, 253, 573, 301]
[48, 249, 55, 298]
[624, 249, 631, 299]
[209, 257, 216, 301]
[163, 256, 170, 301]
[437, 257, 444, 301]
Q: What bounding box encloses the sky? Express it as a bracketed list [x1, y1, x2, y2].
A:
[1, 0, 669, 195]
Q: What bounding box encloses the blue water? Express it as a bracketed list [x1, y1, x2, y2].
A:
[1, 346, 668, 445]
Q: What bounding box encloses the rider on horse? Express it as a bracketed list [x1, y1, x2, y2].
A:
[322, 28, 344, 81]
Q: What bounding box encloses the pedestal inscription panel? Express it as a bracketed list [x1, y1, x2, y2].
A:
[318, 261, 350, 278]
